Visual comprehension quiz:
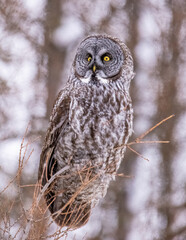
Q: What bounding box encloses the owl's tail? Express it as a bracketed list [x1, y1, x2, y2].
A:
[40, 155, 91, 228]
[45, 191, 91, 228]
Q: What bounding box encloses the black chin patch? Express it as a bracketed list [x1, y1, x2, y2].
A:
[90, 75, 100, 87]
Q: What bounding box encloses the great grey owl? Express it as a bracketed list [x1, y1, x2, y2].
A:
[38, 35, 134, 228]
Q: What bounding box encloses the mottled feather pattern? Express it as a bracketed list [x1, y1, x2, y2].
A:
[38, 35, 134, 228]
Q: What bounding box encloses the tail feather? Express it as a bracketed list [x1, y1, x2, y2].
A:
[41, 156, 91, 228]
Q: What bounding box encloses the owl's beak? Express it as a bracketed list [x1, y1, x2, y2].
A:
[93, 64, 96, 72]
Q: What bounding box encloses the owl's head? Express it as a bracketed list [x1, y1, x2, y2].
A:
[73, 35, 134, 87]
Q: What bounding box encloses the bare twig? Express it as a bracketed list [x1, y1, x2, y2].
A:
[127, 145, 150, 161]
[114, 115, 175, 162]
[136, 114, 175, 141]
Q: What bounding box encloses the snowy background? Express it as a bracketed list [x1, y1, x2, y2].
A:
[0, 0, 186, 239]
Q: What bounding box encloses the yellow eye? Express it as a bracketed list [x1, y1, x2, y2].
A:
[104, 56, 110, 62]
[88, 56, 92, 62]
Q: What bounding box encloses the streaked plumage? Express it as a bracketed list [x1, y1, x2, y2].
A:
[38, 35, 134, 228]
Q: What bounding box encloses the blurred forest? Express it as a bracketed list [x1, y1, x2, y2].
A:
[0, 0, 186, 239]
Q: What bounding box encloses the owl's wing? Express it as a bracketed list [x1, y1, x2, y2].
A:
[38, 87, 71, 182]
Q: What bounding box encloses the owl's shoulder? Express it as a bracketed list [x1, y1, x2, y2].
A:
[51, 85, 71, 118]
